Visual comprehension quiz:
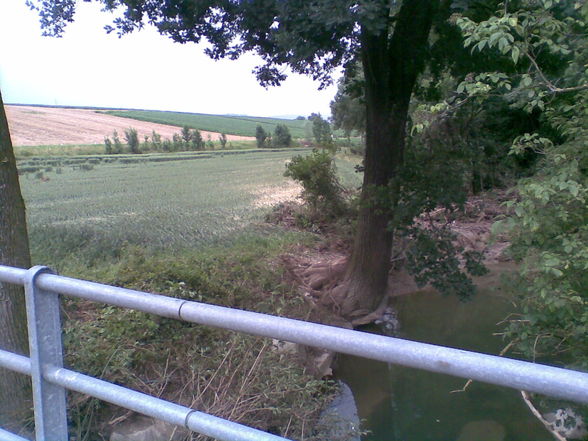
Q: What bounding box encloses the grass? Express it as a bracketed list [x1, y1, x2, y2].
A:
[103, 109, 311, 138]
[18, 148, 362, 439]
[18, 148, 362, 269]
[15, 144, 108, 157]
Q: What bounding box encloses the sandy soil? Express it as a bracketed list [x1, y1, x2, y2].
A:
[252, 183, 302, 208]
[5, 105, 255, 146]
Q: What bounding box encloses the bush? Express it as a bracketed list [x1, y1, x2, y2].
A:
[284, 150, 344, 217]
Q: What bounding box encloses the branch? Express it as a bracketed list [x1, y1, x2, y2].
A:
[520, 391, 567, 441]
[526, 51, 588, 94]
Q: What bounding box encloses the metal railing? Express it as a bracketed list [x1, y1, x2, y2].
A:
[1, 264, 588, 441]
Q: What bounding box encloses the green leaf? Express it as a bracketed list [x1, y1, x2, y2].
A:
[511, 46, 520, 64]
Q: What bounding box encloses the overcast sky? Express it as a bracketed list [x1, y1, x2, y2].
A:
[0, 0, 339, 118]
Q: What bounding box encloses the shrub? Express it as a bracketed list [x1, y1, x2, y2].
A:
[284, 150, 344, 217]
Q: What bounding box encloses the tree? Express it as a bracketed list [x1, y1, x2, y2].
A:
[190, 129, 205, 151]
[218, 132, 228, 149]
[104, 136, 113, 154]
[172, 133, 183, 151]
[309, 113, 333, 147]
[456, 0, 588, 368]
[273, 124, 292, 148]
[181, 125, 192, 147]
[330, 77, 365, 139]
[0, 90, 32, 434]
[29, 0, 448, 316]
[151, 130, 162, 151]
[112, 130, 123, 154]
[255, 125, 267, 148]
[124, 127, 140, 154]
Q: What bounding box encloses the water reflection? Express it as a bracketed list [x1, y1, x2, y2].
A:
[336, 269, 551, 441]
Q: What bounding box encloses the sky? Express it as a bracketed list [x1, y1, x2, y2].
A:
[0, 0, 339, 118]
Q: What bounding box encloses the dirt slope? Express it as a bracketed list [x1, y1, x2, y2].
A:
[5, 105, 254, 146]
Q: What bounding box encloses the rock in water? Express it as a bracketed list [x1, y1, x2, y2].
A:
[543, 407, 588, 440]
[456, 420, 506, 441]
[315, 381, 361, 441]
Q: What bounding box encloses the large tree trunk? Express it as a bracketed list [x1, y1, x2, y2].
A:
[339, 0, 436, 317]
[0, 92, 32, 434]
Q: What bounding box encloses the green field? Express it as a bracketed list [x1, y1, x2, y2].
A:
[103, 109, 311, 138]
[19, 149, 361, 269]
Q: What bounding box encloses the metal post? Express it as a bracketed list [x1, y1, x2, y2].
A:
[24, 266, 68, 440]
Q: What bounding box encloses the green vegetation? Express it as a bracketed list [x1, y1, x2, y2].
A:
[18, 149, 317, 269]
[272, 124, 292, 148]
[285, 150, 345, 218]
[16, 149, 364, 438]
[309, 113, 334, 148]
[457, 2, 588, 370]
[63, 235, 332, 440]
[103, 109, 309, 138]
[14, 144, 109, 157]
[255, 125, 268, 148]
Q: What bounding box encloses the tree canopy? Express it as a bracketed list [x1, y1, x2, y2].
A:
[27, 1, 588, 341]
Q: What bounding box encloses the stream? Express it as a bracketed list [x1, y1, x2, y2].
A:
[336, 266, 552, 441]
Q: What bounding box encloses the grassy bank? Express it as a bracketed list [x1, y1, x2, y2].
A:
[19, 148, 363, 439]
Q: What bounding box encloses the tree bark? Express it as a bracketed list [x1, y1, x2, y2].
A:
[0, 92, 32, 434]
[340, 0, 436, 317]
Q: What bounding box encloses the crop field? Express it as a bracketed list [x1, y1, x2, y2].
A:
[104, 110, 310, 138]
[19, 149, 361, 268]
[5, 105, 255, 146]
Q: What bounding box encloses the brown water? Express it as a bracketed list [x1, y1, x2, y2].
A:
[336, 269, 552, 441]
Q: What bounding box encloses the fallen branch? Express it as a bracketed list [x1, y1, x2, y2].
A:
[520, 391, 566, 441]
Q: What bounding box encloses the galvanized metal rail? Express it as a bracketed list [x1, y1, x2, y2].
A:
[1, 264, 588, 441]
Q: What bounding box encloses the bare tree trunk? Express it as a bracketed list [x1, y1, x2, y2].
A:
[0, 92, 32, 434]
[339, 0, 436, 317]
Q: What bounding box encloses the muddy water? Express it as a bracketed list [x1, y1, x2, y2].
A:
[336, 267, 551, 441]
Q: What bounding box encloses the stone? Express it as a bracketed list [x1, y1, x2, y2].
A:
[316, 381, 361, 441]
[109, 415, 189, 441]
[543, 407, 588, 440]
[456, 420, 506, 441]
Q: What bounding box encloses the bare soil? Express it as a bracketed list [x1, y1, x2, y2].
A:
[279, 191, 512, 325]
[5, 105, 255, 146]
